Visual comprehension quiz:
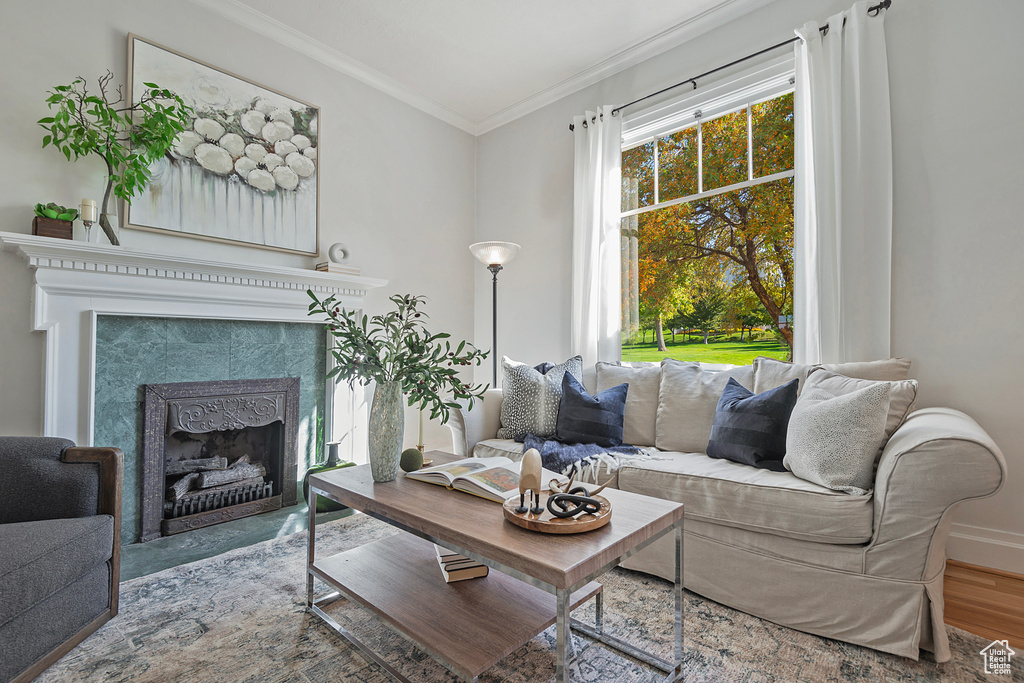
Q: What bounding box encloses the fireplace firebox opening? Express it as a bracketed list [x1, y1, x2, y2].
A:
[141, 377, 300, 542]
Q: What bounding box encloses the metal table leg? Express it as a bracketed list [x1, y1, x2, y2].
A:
[556, 588, 571, 682]
[306, 490, 316, 607]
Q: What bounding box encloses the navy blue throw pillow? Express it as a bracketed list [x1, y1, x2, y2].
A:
[706, 378, 799, 471]
[555, 373, 628, 448]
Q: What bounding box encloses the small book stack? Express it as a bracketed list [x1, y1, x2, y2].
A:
[315, 262, 362, 277]
[434, 544, 488, 583]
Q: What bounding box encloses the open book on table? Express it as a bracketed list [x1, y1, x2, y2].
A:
[405, 456, 563, 504]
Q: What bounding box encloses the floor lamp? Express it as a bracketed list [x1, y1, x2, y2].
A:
[469, 241, 520, 387]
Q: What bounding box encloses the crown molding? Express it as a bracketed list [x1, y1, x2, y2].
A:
[188, 0, 773, 137]
[187, 0, 481, 134]
[474, 0, 777, 134]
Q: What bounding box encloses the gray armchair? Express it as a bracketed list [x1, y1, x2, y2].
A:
[0, 437, 122, 683]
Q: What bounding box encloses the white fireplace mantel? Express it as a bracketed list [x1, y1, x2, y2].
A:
[0, 231, 387, 445]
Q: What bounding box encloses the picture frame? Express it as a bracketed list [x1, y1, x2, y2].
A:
[125, 34, 320, 255]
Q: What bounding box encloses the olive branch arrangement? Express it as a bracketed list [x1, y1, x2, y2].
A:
[307, 291, 489, 423]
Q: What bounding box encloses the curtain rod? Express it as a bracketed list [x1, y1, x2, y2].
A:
[568, 0, 891, 132]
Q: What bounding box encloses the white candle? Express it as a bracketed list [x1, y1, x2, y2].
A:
[80, 199, 97, 223]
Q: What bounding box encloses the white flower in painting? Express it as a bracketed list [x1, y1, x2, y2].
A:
[274, 140, 298, 157]
[247, 168, 276, 192]
[269, 107, 294, 128]
[286, 152, 315, 178]
[194, 143, 234, 175]
[262, 121, 293, 143]
[291, 134, 311, 151]
[173, 131, 203, 158]
[244, 143, 267, 162]
[309, 117, 317, 135]
[273, 165, 299, 190]
[303, 146, 317, 160]
[241, 110, 267, 137]
[194, 118, 225, 142]
[219, 133, 245, 157]
[234, 156, 257, 179]
[254, 98, 276, 115]
[262, 153, 284, 171]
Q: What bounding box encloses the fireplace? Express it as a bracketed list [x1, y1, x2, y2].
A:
[140, 377, 300, 541]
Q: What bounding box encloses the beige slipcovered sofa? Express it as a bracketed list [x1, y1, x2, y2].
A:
[448, 357, 1006, 662]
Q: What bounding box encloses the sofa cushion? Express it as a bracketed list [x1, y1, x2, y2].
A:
[784, 384, 891, 495]
[555, 373, 628, 447]
[707, 378, 799, 471]
[618, 451, 874, 544]
[753, 356, 912, 394]
[803, 368, 918, 457]
[595, 362, 661, 446]
[655, 360, 755, 453]
[497, 355, 583, 440]
[0, 515, 113, 629]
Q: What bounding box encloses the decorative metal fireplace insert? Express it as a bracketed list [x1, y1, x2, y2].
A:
[140, 377, 299, 541]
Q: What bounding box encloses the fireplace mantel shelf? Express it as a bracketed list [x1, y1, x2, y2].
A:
[0, 231, 386, 296]
[1, 230, 385, 444]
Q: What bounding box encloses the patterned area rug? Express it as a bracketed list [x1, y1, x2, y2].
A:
[40, 514, 993, 682]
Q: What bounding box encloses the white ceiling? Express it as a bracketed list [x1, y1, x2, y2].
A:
[191, 0, 774, 134]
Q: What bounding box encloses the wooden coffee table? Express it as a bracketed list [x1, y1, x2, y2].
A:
[307, 451, 685, 682]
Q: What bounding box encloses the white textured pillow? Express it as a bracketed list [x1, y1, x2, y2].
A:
[803, 368, 918, 452]
[783, 384, 891, 495]
[497, 356, 583, 440]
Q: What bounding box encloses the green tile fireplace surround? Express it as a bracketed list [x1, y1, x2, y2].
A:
[94, 315, 327, 544]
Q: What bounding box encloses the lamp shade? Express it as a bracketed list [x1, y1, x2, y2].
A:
[469, 241, 520, 266]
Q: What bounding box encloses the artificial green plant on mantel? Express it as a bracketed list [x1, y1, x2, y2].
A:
[38, 71, 192, 245]
[307, 291, 489, 482]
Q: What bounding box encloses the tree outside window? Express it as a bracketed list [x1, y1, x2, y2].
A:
[621, 91, 794, 365]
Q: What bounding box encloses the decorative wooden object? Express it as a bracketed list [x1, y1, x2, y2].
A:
[503, 492, 612, 534]
[31, 216, 73, 239]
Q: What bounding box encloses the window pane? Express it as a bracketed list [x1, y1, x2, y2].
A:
[621, 177, 793, 364]
[753, 93, 794, 178]
[657, 127, 698, 202]
[621, 142, 654, 212]
[701, 108, 747, 192]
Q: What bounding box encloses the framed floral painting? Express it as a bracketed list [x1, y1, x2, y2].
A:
[126, 34, 319, 254]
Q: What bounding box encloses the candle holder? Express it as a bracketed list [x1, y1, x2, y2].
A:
[80, 199, 97, 243]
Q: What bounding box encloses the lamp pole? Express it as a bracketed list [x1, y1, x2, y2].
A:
[469, 241, 520, 390]
[488, 264, 502, 387]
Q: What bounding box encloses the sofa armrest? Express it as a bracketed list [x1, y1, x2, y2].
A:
[865, 408, 1006, 580]
[447, 389, 503, 456]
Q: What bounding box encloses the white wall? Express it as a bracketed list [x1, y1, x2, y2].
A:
[0, 0, 477, 453]
[475, 0, 1024, 573]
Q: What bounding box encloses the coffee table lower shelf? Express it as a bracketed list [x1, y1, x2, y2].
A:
[308, 531, 602, 681]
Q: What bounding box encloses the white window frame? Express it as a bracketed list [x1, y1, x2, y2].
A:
[621, 55, 796, 219]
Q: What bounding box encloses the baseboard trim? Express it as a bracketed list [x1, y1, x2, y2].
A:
[947, 523, 1024, 575]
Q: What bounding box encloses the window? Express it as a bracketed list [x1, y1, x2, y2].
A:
[620, 58, 795, 365]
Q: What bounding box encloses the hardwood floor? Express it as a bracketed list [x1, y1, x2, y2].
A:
[944, 560, 1024, 649]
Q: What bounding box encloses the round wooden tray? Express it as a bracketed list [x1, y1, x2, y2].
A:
[502, 492, 611, 534]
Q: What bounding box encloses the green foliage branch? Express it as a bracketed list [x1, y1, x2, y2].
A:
[38, 71, 193, 223]
[307, 292, 489, 424]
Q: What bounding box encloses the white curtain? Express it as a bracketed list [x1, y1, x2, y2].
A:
[793, 1, 893, 364]
[571, 105, 622, 365]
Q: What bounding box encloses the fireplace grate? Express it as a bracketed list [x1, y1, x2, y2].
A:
[164, 480, 275, 518]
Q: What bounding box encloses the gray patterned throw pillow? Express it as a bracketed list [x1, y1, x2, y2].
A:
[783, 384, 891, 495]
[497, 355, 583, 440]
